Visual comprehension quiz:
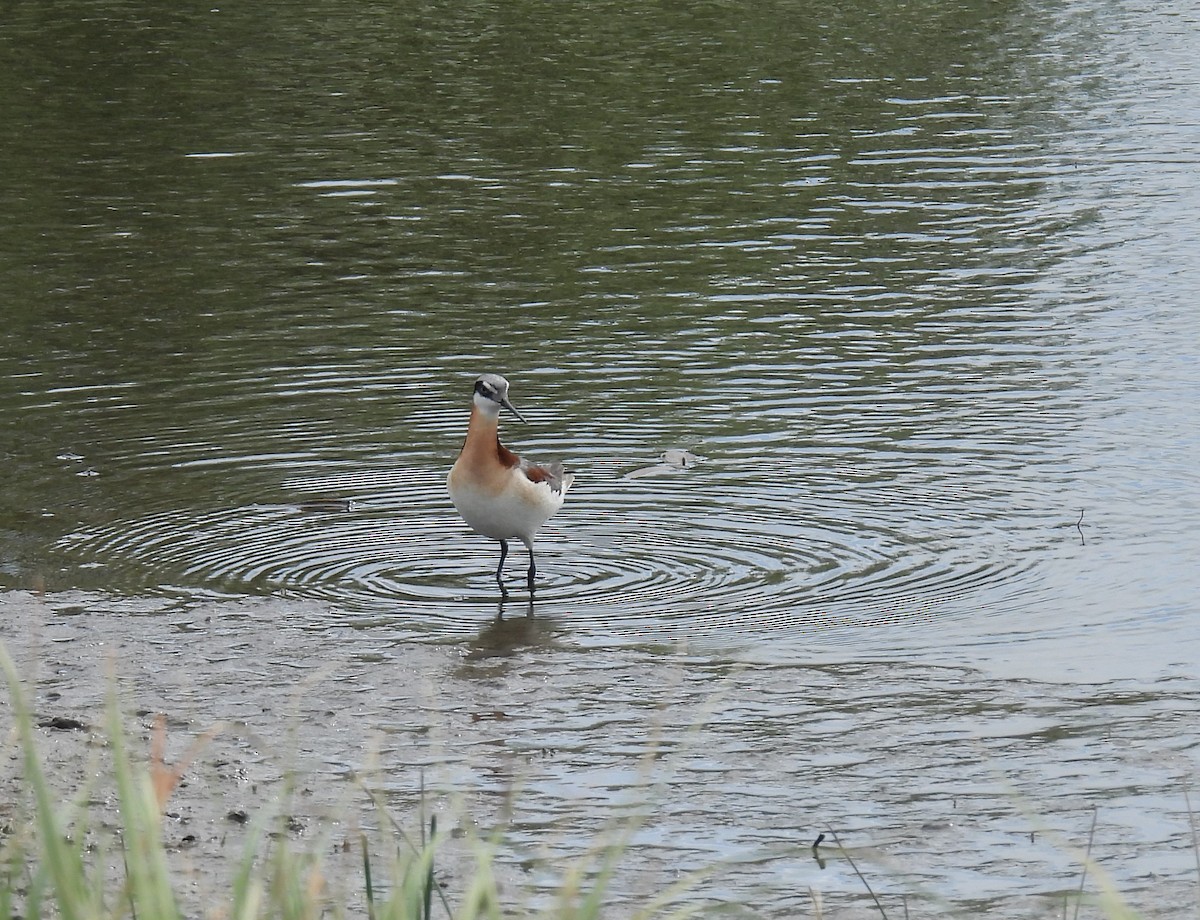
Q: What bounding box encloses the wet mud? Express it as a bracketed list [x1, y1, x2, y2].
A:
[3, 589, 1198, 919]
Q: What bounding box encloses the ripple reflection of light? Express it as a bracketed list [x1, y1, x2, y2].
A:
[58, 451, 1048, 647]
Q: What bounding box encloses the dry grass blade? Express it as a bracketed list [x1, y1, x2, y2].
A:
[148, 713, 223, 813]
[826, 828, 888, 920]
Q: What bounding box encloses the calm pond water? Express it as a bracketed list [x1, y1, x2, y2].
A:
[2, 0, 1199, 914]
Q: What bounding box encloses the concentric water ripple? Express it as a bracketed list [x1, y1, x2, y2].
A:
[56, 450, 1053, 646]
[13, 0, 1198, 673]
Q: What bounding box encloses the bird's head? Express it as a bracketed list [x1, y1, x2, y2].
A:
[473, 373, 527, 422]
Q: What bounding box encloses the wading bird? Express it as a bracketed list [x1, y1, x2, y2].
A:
[448, 373, 574, 595]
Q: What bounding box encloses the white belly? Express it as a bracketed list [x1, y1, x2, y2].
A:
[447, 469, 566, 545]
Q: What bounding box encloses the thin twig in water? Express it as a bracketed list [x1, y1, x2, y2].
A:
[1072, 807, 1099, 920]
[424, 814, 436, 920]
[362, 835, 375, 920]
[827, 828, 888, 920]
[419, 771, 439, 920]
[1184, 782, 1200, 920]
[1076, 509, 1086, 546]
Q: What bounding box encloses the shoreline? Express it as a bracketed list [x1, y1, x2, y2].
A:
[0, 589, 523, 915]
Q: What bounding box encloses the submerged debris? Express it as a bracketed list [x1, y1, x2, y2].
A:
[293, 497, 354, 513]
[623, 448, 704, 479]
[38, 715, 88, 732]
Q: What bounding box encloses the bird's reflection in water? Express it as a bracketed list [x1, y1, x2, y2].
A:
[465, 597, 556, 659]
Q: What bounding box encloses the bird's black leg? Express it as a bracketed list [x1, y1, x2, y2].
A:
[526, 545, 536, 593]
[495, 539, 509, 595]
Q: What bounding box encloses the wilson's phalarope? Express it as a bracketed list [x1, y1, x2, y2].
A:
[448, 373, 574, 595]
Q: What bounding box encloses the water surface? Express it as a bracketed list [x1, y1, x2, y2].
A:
[2, 0, 1199, 914]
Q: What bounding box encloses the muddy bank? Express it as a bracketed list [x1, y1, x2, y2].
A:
[5, 589, 1200, 920]
[0, 590, 528, 916]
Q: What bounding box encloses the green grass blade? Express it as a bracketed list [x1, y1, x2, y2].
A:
[104, 684, 181, 920]
[1, 645, 92, 920]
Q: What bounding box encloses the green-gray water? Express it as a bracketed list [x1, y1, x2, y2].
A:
[3, 0, 1199, 914]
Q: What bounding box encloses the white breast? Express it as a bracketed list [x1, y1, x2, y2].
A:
[448, 468, 566, 546]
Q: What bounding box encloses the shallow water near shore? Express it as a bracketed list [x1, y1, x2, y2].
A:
[3, 589, 1199, 918]
[2, 0, 1200, 914]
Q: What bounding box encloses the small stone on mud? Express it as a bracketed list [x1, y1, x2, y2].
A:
[39, 716, 88, 731]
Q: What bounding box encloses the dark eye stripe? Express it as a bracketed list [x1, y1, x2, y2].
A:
[475, 379, 495, 399]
